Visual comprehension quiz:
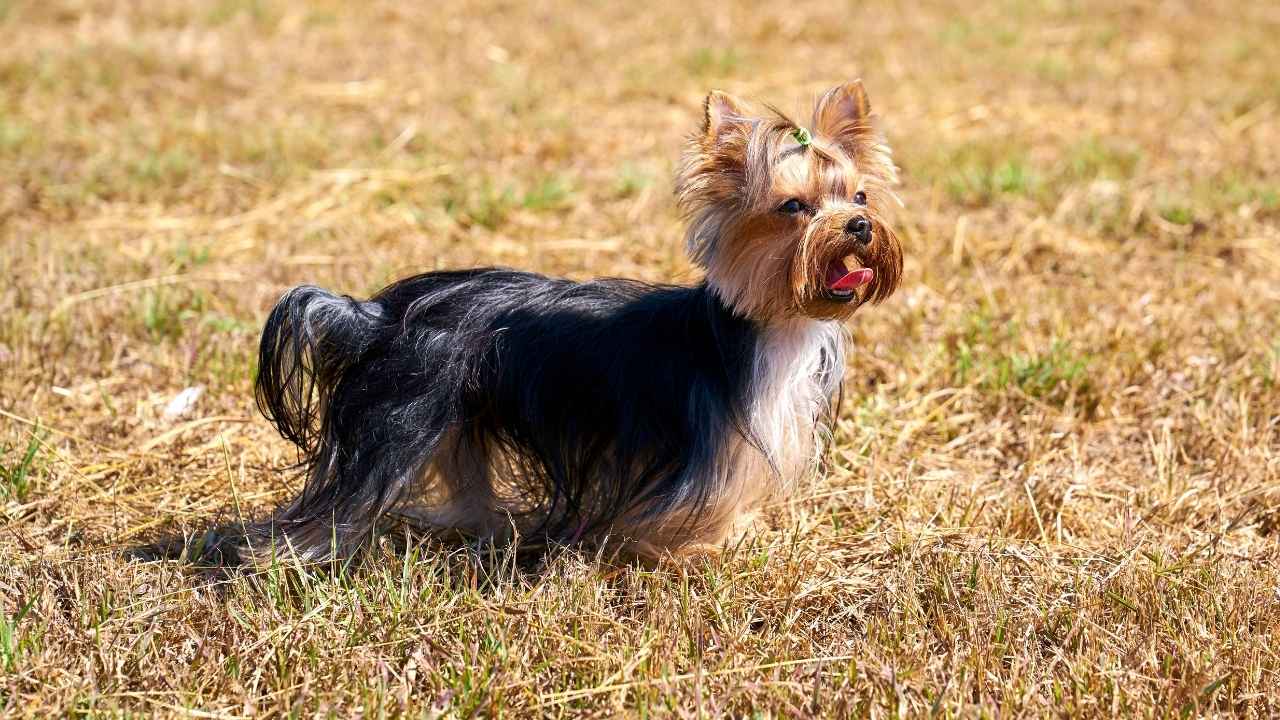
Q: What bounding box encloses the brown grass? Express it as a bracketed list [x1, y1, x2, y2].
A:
[2, 0, 1279, 716]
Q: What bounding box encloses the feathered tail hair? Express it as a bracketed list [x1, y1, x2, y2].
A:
[255, 286, 384, 457]
[246, 286, 429, 561]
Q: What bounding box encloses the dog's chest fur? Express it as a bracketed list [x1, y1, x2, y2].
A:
[748, 319, 845, 483]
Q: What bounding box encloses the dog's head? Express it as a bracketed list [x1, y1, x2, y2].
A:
[676, 81, 903, 323]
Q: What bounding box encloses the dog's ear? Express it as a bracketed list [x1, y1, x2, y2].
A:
[677, 90, 755, 266]
[701, 90, 751, 146]
[812, 80, 897, 185]
[812, 80, 876, 152]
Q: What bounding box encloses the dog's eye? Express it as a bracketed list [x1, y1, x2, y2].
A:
[777, 198, 808, 215]
[853, 191, 867, 206]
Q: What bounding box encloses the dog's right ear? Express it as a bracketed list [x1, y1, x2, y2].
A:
[677, 90, 754, 266]
[701, 90, 751, 146]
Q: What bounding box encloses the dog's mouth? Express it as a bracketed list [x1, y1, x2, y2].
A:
[823, 256, 874, 303]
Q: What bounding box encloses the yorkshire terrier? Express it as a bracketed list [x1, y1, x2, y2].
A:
[246, 81, 902, 561]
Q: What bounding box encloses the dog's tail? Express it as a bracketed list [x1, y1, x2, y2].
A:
[255, 286, 385, 456]
[240, 286, 402, 564]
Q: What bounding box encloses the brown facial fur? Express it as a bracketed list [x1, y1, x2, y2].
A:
[675, 82, 903, 323]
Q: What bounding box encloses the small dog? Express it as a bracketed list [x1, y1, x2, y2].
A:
[247, 81, 902, 560]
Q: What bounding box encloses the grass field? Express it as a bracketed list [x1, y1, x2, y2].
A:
[3, 0, 1279, 716]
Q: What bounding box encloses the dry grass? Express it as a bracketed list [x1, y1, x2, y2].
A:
[2, 0, 1279, 716]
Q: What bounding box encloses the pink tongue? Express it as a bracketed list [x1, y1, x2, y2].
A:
[828, 265, 875, 291]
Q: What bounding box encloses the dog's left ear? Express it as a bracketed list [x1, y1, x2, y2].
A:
[812, 80, 876, 152]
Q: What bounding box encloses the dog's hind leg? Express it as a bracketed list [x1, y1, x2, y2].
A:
[406, 430, 512, 543]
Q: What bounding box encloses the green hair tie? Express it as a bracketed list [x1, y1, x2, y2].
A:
[791, 126, 812, 148]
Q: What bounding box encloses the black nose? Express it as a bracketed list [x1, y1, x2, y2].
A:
[846, 216, 872, 244]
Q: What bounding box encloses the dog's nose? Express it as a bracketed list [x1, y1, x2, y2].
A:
[846, 216, 872, 244]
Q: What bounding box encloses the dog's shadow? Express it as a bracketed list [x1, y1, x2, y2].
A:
[125, 514, 652, 594]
